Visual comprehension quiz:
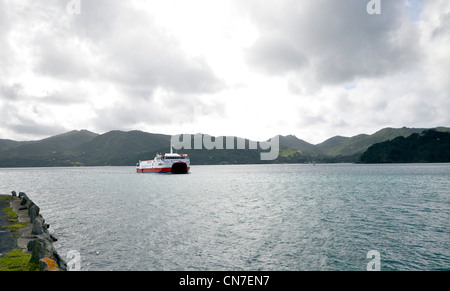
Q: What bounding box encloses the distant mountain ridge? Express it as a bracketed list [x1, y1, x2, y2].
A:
[278, 127, 450, 157]
[0, 126, 448, 167]
[359, 129, 450, 163]
[0, 130, 99, 157]
[316, 127, 447, 156]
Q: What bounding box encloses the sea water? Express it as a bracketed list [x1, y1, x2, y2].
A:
[0, 163, 449, 270]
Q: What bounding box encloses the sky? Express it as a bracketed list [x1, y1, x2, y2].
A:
[0, 0, 449, 144]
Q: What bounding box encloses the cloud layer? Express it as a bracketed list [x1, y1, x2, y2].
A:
[245, 0, 420, 85]
[0, 0, 448, 143]
[0, 0, 223, 139]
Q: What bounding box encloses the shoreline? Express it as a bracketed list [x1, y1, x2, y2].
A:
[1, 162, 450, 170]
[0, 192, 66, 271]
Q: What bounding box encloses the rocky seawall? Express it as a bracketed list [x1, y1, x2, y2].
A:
[10, 191, 66, 271]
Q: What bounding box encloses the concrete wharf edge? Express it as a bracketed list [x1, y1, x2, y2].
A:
[0, 192, 67, 271]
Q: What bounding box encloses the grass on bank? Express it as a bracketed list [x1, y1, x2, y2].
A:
[0, 198, 37, 271]
[2, 222, 27, 232]
[0, 196, 14, 201]
[1, 200, 27, 232]
[2, 206, 27, 232]
[0, 249, 38, 271]
[3, 207, 18, 221]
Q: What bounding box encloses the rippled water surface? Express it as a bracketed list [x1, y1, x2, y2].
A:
[1, 164, 449, 270]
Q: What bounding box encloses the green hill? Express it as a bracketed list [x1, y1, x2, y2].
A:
[316, 127, 434, 156]
[0, 139, 23, 152]
[279, 135, 318, 154]
[359, 129, 450, 163]
[75, 130, 170, 165]
[0, 130, 98, 158]
[0, 126, 448, 167]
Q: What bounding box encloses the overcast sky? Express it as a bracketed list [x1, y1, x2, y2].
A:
[0, 0, 449, 143]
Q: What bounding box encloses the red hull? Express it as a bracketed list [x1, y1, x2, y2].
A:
[136, 167, 190, 173]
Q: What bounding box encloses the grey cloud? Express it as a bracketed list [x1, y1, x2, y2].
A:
[91, 97, 177, 132]
[0, 0, 12, 75]
[104, 34, 221, 96]
[8, 120, 66, 138]
[0, 99, 67, 139]
[33, 36, 92, 80]
[248, 34, 307, 74]
[90, 94, 228, 134]
[0, 78, 85, 139]
[0, 0, 224, 139]
[65, 0, 223, 96]
[5, 0, 222, 95]
[0, 1, 94, 90]
[244, 0, 420, 86]
[0, 83, 24, 101]
[297, 113, 327, 126]
[0, 82, 84, 106]
[70, 0, 126, 41]
[432, 12, 450, 39]
[40, 91, 88, 106]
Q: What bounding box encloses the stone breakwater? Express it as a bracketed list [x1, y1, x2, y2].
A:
[11, 191, 67, 271]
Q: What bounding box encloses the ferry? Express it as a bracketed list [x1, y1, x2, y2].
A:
[136, 143, 190, 174]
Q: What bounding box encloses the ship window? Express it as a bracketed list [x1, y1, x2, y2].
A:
[165, 156, 187, 159]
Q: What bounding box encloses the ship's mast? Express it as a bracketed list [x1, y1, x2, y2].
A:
[170, 139, 173, 154]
